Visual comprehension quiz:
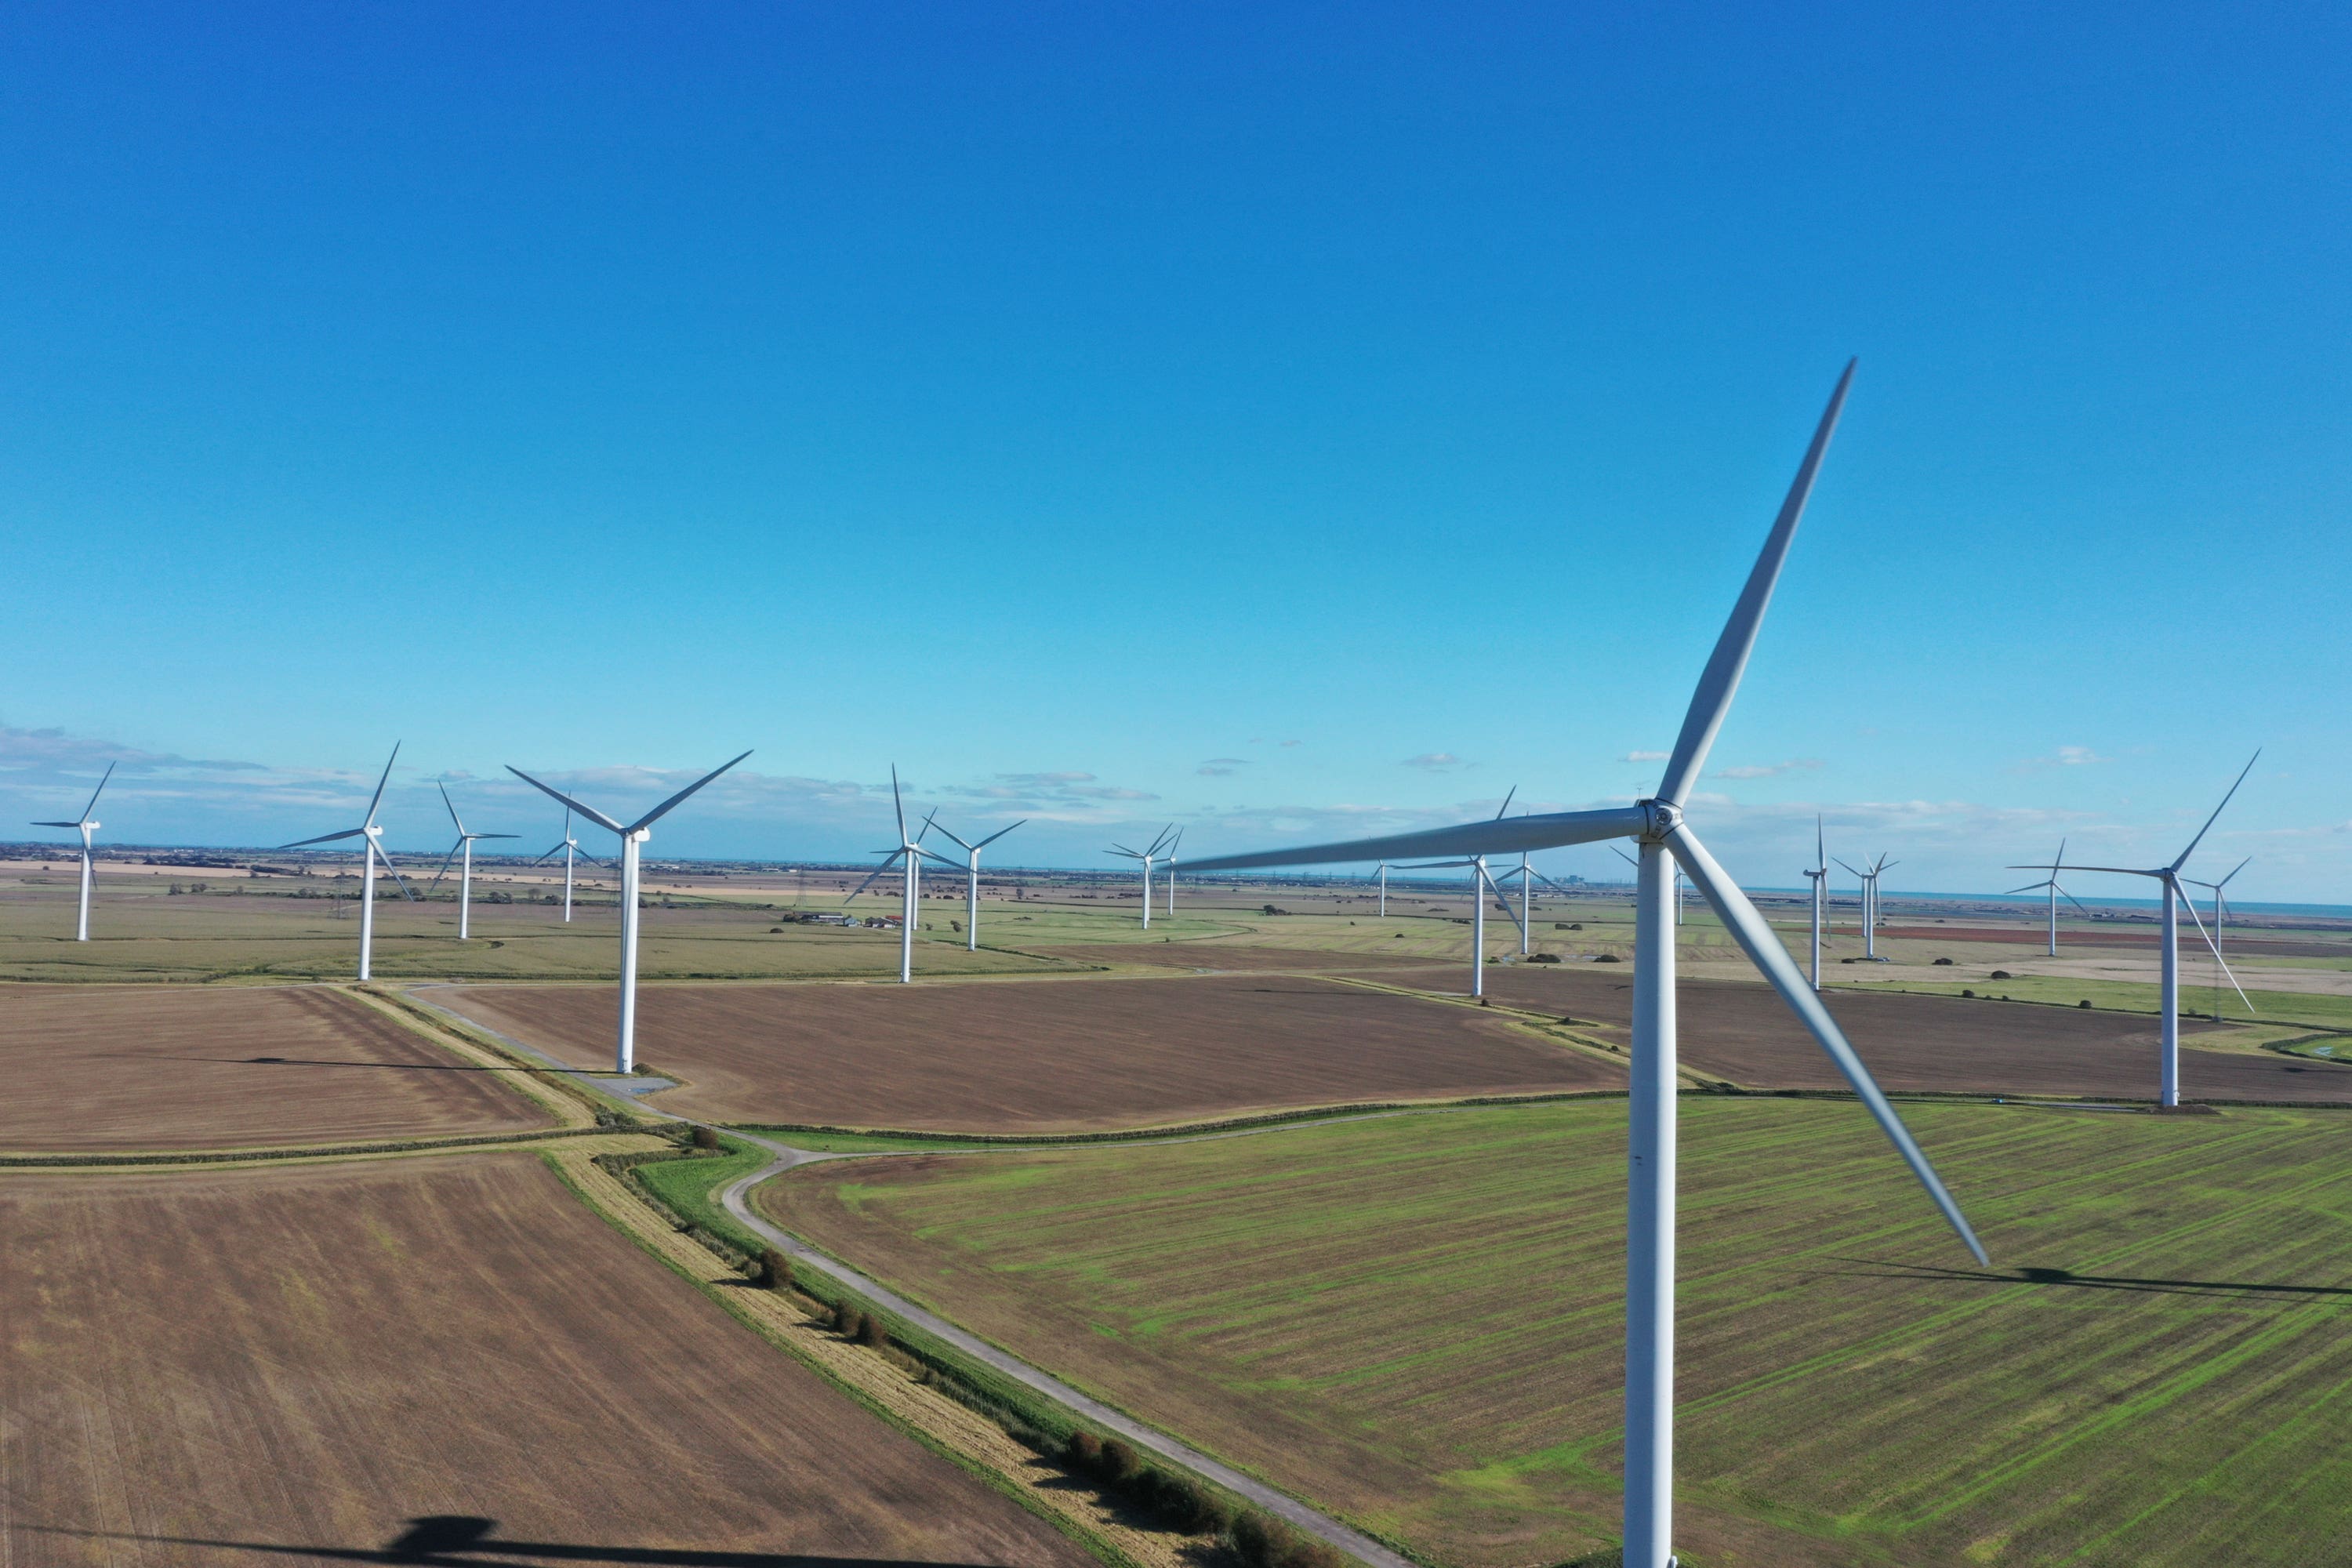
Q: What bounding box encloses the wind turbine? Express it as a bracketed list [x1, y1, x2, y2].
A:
[845, 767, 933, 983]
[1174, 363, 1984, 1568]
[1163, 828, 1183, 917]
[31, 761, 114, 942]
[1835, 852, 1896, 960]
[533, 808, 609, 923]
[2005, 839, 2090, 957]
[1802, 817, 1828, 989]
[1501, 852, 1572, 955]
[428, 783, 518, 941]
[1107, 825, 1176, 929]
[2040, 754, 2259, 1105]
[281, 745, 416, 982]
[2185, 857, 2254, 1018]
[1395, 850, 1523, 996]
[506, 751, 750, 1071]
[1368, 862, 1392, 916]
[924, 817, 1025, 950]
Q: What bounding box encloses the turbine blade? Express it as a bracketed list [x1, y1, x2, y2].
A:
[2053, 837, 2067, 869]
[439, 781, 464, 835]
[1653, 361, 1856, 807]
[81, 760, 116, 821]
[844, 852, 904, 903]
[477, 833, 519, 840]
[2004, 881, 2052, 896]
[2217, 855, 2252, 888]
[1396, 858, 1474, 869]
[365, 743, 401, 827]
[1668, 822, 1987, 1265]
[891, 764, 908, 843]
[1494, 786, 1517, 820]
[1531, 870, 1574, 893]
[929, 822, 976, 851]
[2060, 866, 2167, 877]
[1834, 858, 1867, 877]
[2171, 750, 2259, 872]
[1179, 806, 1646, 874]
[379, 853, 419, 902]
[533, 843, 568, 863]
[630, 750, 753, 833]
[281, 828, 365, 849]
[31, 821, 81, 828]
[505, 768, 626, 836]
[974, 820, 1025, 849]
[1481, 864, 1526, 937]
[1611, 845, 1638, 867]
[2062, 888, 2095, 918]
[428, 840, 461, 891]
[2177, 882, 2254, 1013]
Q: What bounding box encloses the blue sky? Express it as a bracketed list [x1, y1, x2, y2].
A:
[2, 2, 2346, 898]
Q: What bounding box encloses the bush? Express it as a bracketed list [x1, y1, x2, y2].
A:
[2079, 999, 2093, 1008]
[690, 1125, 720, 1150]
[1100, 1437, 1142, 1485]
[1232, 1512, 1279, 1566]
[1991, 970, 2013, 981]
[1961, 988, 1976, 998]
[1933, 956, 1955, 966]
[1158, 1472, 1230, 1533]
[1065, 1431, 1102, 1472]
[1281, 1541, 1348, 1568]
[757, 1248, 792, 1290]
[831, 1302, 863, 1337]
[856, 1313, 890, 1351]
[1595, 953, 1621, 964]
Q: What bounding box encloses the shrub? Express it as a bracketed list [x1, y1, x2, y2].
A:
[690, 1125, 720, 1150]
[1231, 1511, 1279, 1566]
[1281, 1541, 1348, 1568]
[856, 1313, 890, 1351]
[1159, 1472, 1230, 1533]
[1933, 956, 1955, 966]
[1991, 970, 2013, 981]
[757, 1248, 792, 1290]
[1065, 1431, 1102, 1473]
[1100, 1437, 1142, 1485]
[2080, 999, 2094, 1008]
[831, 1303, 863, 1337]
[1595, 953, 1621, 964]
[1961, 988, 1976, 998]
[1530, 953, 1560, 964]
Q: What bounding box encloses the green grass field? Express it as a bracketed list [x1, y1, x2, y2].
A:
[761, 1098, 2352, 1567]
[1848, 973, 2352, 1033]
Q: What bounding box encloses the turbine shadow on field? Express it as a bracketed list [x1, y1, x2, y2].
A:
[1832, 1258, 2352, 1299]
[22, 1519, 999, 1568]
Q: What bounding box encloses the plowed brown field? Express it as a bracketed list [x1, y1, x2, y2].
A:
[442, 975, 1623, 1131]
[0, 984, 550, 1152]
[1381, 964, 2352, 1102]
[0, 1152, 1095, 1566]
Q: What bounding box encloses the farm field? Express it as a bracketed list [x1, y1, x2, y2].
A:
[0, 983, 550, 1152]
[0, 1151, 1096, 1566]
[1866, 974, 2352, 1031]
[1377, 964, 2352, 1102]
[762, 1097, 2352, 1568]
[437, 974, 1624, 1131]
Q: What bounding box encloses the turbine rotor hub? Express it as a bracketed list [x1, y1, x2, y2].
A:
[1637, 799, 1682, 843]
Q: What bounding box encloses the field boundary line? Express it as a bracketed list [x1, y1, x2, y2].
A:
[339, 983, 598, 1128]
[0, 1123, 628, 1170]
[542, 1144, 1195, 1568]
[718, 1131, 1421, 1568]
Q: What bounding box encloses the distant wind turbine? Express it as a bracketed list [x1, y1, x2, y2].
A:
[1174, 363, 1984, 1568]
[2005, 839, 2090, 957]
[924, 816, 1025, 950]
[31, 760, 114, 942]
[281, 745, 416, 981]
[532, 808, 609, 923]
[2022, 752, 2259, 1106]
[1163, 828, 1183, 916]
[1835, 852, 1896, 960]
[507, 751, 750, 1071]
[429, 783, 517, 941]
[1399, 789, 1525, 994]
[1802, 817, 1828, 989]
[845, 766, 933, 982]
[1107, 826, 1176, 929]
[1367, 861, 1391, 916]
[1613, 845, 1687, 925]
[2184, 857, 2254, 1018]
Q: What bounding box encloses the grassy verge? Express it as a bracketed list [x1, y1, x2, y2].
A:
[1834, 973, 2352, 1032]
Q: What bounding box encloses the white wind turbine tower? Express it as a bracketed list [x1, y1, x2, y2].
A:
[32, 760, 114, 942]
[1802, 817, 1829, 989]
[924, 816, 1025, 950]
[507, 751, 750, 1071]
[1835, 852, 1896, 960]
[533, 808, 609, 923]
[2185, 857, 2254, 1019]
[429, 783, 517, 941]
[2038, 753, 2259, 1105]
[1177, 364, 1984, 1568]
[281, 745, 416, 981]
[1501, 853, 1572, 955]
[845, 767, 935, 983]
[2005, 838, 2090, 957]
[1367, 861, 1392, 916]
[1106, 825, 1176, 929]
[1396, 790, 1526, 993]
[1163, 828, 1183, 917]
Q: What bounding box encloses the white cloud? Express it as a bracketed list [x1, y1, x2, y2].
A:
[1401, 752, 1463, 771]
[1711, 758, 1824, 781]
[2012, 745, 2109, 772]
[1623, 750, 1669, 763]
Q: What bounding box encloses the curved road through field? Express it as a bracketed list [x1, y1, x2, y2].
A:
[401, 984, 1417, 1568]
